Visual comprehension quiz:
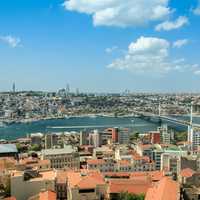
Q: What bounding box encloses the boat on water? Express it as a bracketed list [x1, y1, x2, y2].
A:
[89, 114, 97, 118]
[64, 115, 73, 119]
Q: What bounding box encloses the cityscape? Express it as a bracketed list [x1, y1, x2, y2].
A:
[1, 0, 200, 200]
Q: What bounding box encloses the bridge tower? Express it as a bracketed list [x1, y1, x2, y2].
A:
[190, 103, 193, 125]
[158, 102, 162, 125]
[188, 103, 194, 148]
[158, 102, 161, 117]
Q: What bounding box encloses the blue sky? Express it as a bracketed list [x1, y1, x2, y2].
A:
[0, 0, 200, 92]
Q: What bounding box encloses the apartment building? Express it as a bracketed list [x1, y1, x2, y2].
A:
[11, 170, 56, 200]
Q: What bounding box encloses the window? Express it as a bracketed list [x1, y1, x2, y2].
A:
[79, 189, 95, 193]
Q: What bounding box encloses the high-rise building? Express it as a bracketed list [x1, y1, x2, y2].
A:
[45, 134, 58, 149]
[187, 104, 200, 150]
[118, 130, 129, 144]
[149, 131, 160, 144]
[158, 125, 171, 144]
[80, 131, 88, 146]
[66, 83, 70, 96]
[89, 130, 101, 147]
[45, 134, 52, 149]
[93, 130, 101, 148]
[111, 127, 119, 143]
[30, 133, 43, 146]
[191, 130, 200, 150]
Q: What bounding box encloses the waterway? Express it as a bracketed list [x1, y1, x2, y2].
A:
[0, 116, 157, 140]
[1, 115, 200, 140]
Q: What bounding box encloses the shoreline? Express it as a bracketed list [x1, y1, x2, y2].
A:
[0, 113, 199, 128]
[0, 113, 138, 127]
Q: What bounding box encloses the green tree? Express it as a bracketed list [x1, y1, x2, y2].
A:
[119, 192, 145, 200]
[16, 143, 23, 152]
[174, 131, 187, 142]
[29, 144, 41, 152]
[130, 132, 140, 141]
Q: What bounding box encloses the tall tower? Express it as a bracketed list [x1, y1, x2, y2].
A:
[66, 84, 70, 96]
[12, 82, 16, 93]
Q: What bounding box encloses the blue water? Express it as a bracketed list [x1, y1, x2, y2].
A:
[0, 116, 158, 140]
[1, 115, 200, 140]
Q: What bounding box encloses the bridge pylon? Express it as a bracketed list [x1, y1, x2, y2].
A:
[158, 102, 161, 117]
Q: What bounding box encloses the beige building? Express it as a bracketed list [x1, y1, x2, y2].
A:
[41, 146, 80, 169]
[11, 170, 56, 200]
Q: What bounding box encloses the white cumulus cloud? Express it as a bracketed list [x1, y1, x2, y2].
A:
[0, 35, 21, 48]
[173, 39, 189, 48]
[105, 46, 118, 53]
[155, 16, 188, 31]
[194, 70, 200, 75]
[193, 0, 200, 15]
[63, 0, 172, 27]
[107, 36, 198, 75]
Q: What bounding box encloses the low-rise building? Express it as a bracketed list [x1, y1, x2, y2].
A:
[11, 170, 56, 200]
[0, 144, 18, 159]
[67, 170, 107, 200]
[55, 170, 68, 200]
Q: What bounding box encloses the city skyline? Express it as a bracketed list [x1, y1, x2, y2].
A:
[0, 0, 200, 92]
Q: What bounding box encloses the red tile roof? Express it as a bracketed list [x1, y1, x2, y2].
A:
[104, 171, 164, 182]
[67, 170, 105, 189]
[56, 170, 68, 184]
[39, 190, 56, 200]
[118, 160, 131, 166]
[130, 171, 164, 182]
[87, 159, 105, 165]
[4, 197, 16, 200]
[145, 177, 180, 200]
[180, 168, 195, 178]
[108, 179, 151, 195]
